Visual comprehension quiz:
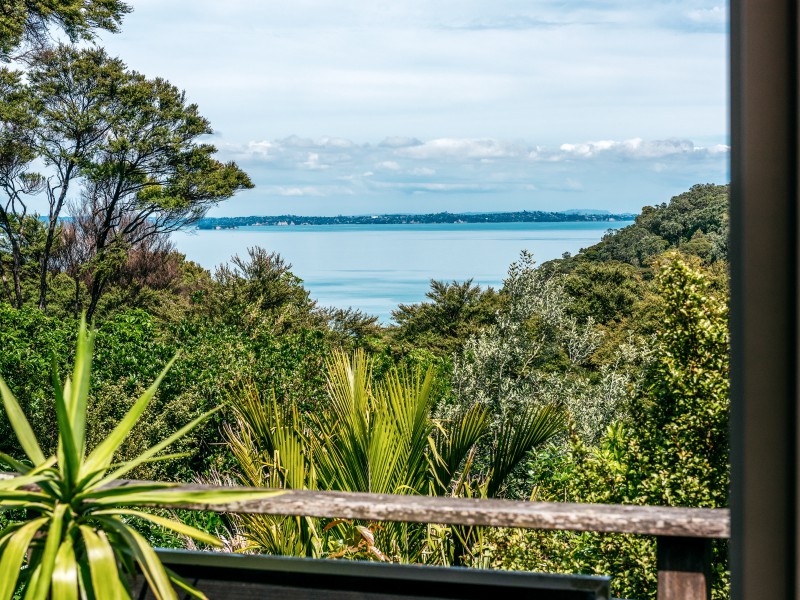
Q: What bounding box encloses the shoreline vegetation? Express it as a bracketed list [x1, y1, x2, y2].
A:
[195, 210, 636, 229]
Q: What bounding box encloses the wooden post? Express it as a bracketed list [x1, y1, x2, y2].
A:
[656, 536, 711, 600]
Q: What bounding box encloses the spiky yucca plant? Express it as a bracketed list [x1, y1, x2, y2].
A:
[0, 318, 279, 600]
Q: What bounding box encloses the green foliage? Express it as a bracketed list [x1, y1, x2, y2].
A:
[390, 279, 503, 355]
[0, 317, 278, 600]
[0, 0, 131, 59]
[224, 351, 565, 564]
[512, 256, 730, 599]
[0, 182, 732, 594]
[0, 306, 74, 457]
[562, 261, 644, 324]
[447, 251, 637, 452]
[578, 183, 728, 267]
[208, 247, 317, 330]
[0, 44, 253, 314]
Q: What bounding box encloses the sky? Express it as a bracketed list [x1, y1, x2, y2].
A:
[96, 0, 729, 217]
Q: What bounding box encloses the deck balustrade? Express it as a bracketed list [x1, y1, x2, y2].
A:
[1, 473, 728, 600]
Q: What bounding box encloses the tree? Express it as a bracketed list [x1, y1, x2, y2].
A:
[0, 67, 42, 306]
[390, 279, 502, 355]
[209, 247, 318, 331]
[0, 0, 130, 60]
[27, 45, 130, 312]
[507, 256, 730, 599]
[0, 46, 253, 316]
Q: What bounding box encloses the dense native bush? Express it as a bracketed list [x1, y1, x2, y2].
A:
[0, 184, 731, 597]
[446, 251, 640, 454]
[577, 183, 729, 267]
[489, 256, 729, 599]
[389, 279, 504, 356]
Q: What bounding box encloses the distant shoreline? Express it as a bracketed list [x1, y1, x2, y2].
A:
[196, 210, 635, 230]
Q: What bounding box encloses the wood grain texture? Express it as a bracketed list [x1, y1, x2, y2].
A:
[657, 536, 712, 600]
[0, 473, 729, 538]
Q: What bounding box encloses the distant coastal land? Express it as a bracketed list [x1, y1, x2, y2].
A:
[196, 210, 635, 229]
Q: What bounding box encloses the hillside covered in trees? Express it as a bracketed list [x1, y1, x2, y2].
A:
[0, 181, 730, 598]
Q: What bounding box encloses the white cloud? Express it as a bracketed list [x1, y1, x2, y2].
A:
[686, 6, 726, 26]
[266, 186, 325, 197]
[302, 152, 329, 170]
[375, 161, 402, 171]
[553, 138, 728, 160]
[398, 138, 525, 160]
[379, 136, 422, 148]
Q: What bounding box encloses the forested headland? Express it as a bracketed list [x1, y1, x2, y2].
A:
[0, 179, 730, 599]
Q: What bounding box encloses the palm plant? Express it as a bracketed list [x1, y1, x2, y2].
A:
[226, 349, 566, 565]
[0, 318, 279, 600]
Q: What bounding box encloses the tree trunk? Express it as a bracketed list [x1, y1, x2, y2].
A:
[86, 275, 107, 322]
[38, 166, 74, 312]
[73, 275, 81, 319]
[0, 260, 14, 305]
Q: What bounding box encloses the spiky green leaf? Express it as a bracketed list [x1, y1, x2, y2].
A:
[0, 377, 45, 466]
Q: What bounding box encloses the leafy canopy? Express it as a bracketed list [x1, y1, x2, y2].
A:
[0, 0, 131, 60]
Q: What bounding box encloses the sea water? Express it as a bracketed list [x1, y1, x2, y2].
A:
[171, 221, 632, 323]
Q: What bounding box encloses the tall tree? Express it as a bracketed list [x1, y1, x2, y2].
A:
[27, 45, 125, 311]
[0, 67, 42, 307]
[74, 62, 254, 318]
[0, 45, 254, 315]
[0, 0, 130, 60]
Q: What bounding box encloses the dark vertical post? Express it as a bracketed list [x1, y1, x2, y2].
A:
[730, 0, 799, 598]
[656, 537, 711, 600]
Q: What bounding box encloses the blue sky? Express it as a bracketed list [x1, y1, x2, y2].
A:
[98, 0, 729, 216]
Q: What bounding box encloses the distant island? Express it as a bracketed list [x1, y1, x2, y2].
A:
[195, 210, 635, 230]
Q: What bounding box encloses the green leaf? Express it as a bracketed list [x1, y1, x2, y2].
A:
[0, 452, 31, 474]
[0, 472, 55, 491]
[0, 517, 47, 600]
[97, 516, 177, 600]
[93, 509, 221, 547]
[165, 568, 208, 600]
[24, 503, 69, 600]
[68, 316, 95, 459]
[87, 487, 282, 508]
[50, 538, 79, 600]
[77, 483, 179, 504]
[0, 489, 52, 504]
[80, 526, 126, 600]
[54, 357, 81, 487]
[83, 355, 178, 477]
[0, 376, 45, 466]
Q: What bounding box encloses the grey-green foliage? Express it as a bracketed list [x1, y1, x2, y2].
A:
[448, 251, 640, 446]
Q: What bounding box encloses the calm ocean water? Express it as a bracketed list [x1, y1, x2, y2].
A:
[171, 221, 632, 323]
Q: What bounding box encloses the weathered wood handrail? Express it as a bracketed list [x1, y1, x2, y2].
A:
[90, 479, 731, 539]
[1, 473, 729, 599]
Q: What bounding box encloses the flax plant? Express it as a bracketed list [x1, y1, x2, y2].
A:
[0, 318, 279, 600]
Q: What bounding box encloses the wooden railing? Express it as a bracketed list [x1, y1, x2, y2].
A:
[115, 480, 729, 600]
[3, 475, 730, 599]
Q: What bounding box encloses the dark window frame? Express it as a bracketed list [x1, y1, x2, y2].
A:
[730, 0, 799, 596]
